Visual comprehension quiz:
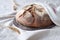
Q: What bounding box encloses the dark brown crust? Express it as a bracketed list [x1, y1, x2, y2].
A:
[16, 4, 54, 28]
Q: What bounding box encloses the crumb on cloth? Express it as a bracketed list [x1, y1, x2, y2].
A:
[8, 26, 20, 34]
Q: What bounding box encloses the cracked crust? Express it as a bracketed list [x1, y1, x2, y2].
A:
[16, 4, 54, 28]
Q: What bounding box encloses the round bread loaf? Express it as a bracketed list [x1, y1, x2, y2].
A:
[16, 4, 54, 28]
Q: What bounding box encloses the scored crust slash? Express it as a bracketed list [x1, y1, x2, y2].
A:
[8, 26, 20, 34]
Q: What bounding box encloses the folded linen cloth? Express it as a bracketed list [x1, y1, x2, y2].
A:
[0, 0, 60, 40]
